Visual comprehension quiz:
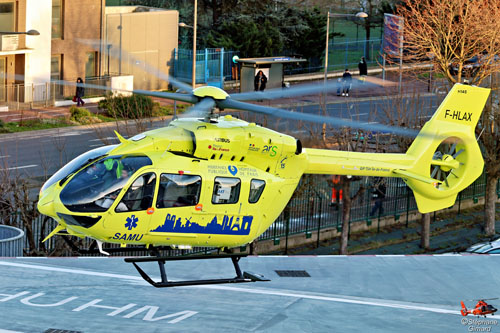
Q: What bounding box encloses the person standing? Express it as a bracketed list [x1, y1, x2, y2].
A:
[358, 56, 368, 76]
[75, 77, 85, 106]
[254, 70, 267, 91]
[329, 175, 343, 209]
[370, 178, 386, 217]
[342, 69, 352, 96]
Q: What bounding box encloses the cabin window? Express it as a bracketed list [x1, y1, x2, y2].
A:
[212, 177, 240, 204]
[116, 173, 156, 212]
[249, 179, 265, 203]
[156, 174, 201, 208]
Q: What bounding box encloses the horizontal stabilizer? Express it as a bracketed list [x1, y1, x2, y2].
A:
[392, 169, 441, 185]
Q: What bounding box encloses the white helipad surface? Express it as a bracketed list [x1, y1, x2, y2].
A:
[0, 255, 499, 332]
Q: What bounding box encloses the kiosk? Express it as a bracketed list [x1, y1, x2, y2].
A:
[236, 56, 306, 92]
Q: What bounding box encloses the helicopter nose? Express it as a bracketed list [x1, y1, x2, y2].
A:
[37, 191, 56, 218]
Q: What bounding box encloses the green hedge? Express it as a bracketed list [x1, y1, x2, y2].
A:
[98, 94, 155, 119]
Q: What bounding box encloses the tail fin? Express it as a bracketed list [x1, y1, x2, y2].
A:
[461, 301, 468, 316]
[400, 83, 490, 213]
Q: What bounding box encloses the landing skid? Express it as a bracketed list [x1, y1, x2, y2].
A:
[124, 254, 270, 288]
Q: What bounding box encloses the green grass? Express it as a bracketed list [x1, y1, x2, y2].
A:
[106, 0, 125, 5]
[0, 104, 187, 134]
[418, 72, 446, 79]
[331, 20, 383, 43]
[4, 118, 72, 133]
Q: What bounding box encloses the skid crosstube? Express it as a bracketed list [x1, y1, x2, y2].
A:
[124, 254, 270, 288]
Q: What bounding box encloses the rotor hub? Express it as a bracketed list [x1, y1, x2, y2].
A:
[193, 86, 229, 100]
[440, 154, 459, 172]
[430, 137, 465, 188]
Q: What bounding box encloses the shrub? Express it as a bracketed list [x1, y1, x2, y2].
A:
[98, 93, 155, 119]
[0, 119, 10, 133]
[69, 106, 101, 125]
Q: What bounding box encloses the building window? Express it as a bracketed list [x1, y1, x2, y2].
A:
[0, 1, 14, 32]
[85, 52, 97, 78]
[50, 56, 62, 81]
[51, 55, 63, 98]
[0, 57, 5, 101]
[52, 0, 63, 39]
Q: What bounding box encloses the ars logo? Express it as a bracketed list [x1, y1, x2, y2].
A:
[125, 215, 139, 230]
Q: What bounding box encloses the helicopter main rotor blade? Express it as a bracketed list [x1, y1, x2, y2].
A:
[182, 98, 216, 118]
[50, 79, 199, 104]
[134, 89, 198, 104]
[76, 38, 194, 93]
[229, 80, 355, 101]
[219, 99, 420, 138]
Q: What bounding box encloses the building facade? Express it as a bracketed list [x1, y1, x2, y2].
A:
[51, 0, 105, 95]
[0, 0, 105, 103]
[0, 1, 178, 107]
[104, 6, 179, 91]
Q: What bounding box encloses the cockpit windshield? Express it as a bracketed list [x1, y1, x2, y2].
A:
[60, 155, 152, 212]
[41, 145, 118, 193]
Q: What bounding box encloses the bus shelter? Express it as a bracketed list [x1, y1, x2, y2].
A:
[236, 57, 306, 92]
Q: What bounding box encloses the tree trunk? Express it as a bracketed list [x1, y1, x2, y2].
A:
[484, 176, 498, 236]
[420, 213, 430, 250]
[339, 181, 351, 255]
[364, 24, 371, 60]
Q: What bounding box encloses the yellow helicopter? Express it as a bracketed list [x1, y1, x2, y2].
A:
[37, 80, 489, 287]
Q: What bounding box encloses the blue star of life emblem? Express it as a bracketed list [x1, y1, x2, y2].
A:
[125, 215, 138, 230]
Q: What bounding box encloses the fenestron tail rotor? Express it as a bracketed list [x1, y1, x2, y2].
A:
[430, 137, 465, 189]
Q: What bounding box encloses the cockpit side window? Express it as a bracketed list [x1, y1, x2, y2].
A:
[41, 144, 118, 193]
[60, 155, 152, 213]
[115, 173, 156, 212]
[156, 174, 201, 209]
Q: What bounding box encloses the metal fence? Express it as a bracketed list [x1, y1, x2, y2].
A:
[0, 76, 114, 111]
[2, 173, 498, 256]
[284, 39, 383, 76]
[174, 48, 239, 87]
[0, 225, 24, 257]
[258, 173, 497, 242]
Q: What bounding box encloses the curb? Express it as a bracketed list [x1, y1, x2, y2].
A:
[54, 97, 106, 107]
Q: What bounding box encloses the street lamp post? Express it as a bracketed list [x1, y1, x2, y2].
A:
[324, 12, 367, 84]
[179, 0, 197, 89]
[0, 29, 40, 35]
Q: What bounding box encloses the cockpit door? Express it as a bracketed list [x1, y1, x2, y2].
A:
[105, 172, 157, 242]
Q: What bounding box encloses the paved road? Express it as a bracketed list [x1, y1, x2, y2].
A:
[0, 255, 498, 332]
[0, 92, 441, 181]
[0, 119, 169, 179]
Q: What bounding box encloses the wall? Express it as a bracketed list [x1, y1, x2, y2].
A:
[52, 0, 105, 82]
[24, 0, 51, 86]
[105, 9, 178, 91]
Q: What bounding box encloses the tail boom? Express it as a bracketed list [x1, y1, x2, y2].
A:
[303, 84, 490, 214]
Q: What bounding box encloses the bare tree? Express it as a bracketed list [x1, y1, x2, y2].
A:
[393, 0, 500, 236]
[330, 127, 372, 255]
[478, 74, 500, 236]
[379, 85, 437, 249]
[393, 0, 500, 86]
